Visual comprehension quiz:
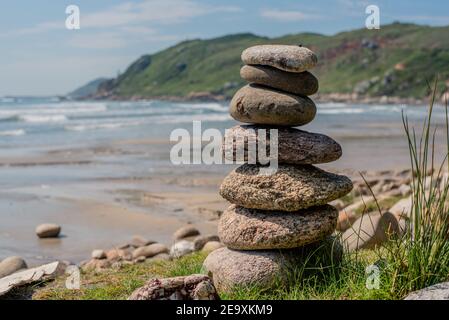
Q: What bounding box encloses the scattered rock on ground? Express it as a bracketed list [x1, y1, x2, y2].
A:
[128, 274, 219, 300]
[173, 225, 200, 240]
[81, 258, 111, 271]
[132, 243, 169, 259]
[193, 234, 220, 251]
[35, 223, 61, 238]
[341, 212, 401, 251]
[389, 196, 412, 218]
[404, 282, 449, 300]
[0, 256, 27, 279]
[131, 235, 155, 248]
[170, 240, 195, 259]
[91, 250, 106, 260]
[0, 261, 65, 296]
[146, 253, 170, 262]
[201, 241, 224, 253]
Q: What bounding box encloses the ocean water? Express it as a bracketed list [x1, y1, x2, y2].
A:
[0, 96, 448, 171]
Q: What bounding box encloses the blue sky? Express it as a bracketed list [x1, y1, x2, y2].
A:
[1, 0, 448, 96]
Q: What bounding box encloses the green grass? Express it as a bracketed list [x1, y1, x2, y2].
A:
[33, 253, 208, 300]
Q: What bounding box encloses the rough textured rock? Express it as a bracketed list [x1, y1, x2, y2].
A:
[173, 225, 200, 240]
[203, 237, 342, 292]
[0, 262, 65, 296]
[91, 249, 106, 260]
[128, 274, 219, 300]
[341, 212, 401, 251]
[404, 282, 449, 300]
[0, 256, 27, 279]
[35, 223, 61, 238]
[106, 248, 132, 261]
[240, 65, 318, 96]
[220, 164, 353, 211]
[240, 65, 318, 95]
[241, 45, 318, 73]
[170, 240, 195, 258]
[223, 125, 342, 164]
[201, 241, 224, 253]
[132, 243, 169, 259]
[219, 204, 338, 250]
[230, 84, 316, 126]
[193, 235, 220, 251]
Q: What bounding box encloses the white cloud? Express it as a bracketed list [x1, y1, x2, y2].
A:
[260, 9, 321, 22]
[81, 0, 241, 28]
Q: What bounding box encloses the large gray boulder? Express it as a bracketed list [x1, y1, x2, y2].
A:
[219, 204, 338, 250]
[0, 256, 27, 279]
[35, 223, 61, 238]
[220, 164, 353, 211]
[341, 212, 401, 251]
[203, 237, 342, 293]
[404, 282, 449, 300]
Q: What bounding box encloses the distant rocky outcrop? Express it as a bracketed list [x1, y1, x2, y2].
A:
[77, 23, 449, 102]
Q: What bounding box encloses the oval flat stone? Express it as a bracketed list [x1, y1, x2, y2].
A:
[223, 125, 342, 164]
[219, 164, 353, 211]
[219, 204, 338, 250]
[240, 65, 318, 96]
[203, 237, 342, 293]
[241, 45, 318, 73]
[230, 84, 316, 126]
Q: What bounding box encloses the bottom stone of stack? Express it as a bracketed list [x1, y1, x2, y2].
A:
[219, 204, 338, 250]
[203, 237, 342, 293]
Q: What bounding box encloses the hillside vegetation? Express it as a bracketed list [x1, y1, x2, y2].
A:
[90, 23, 449, 100]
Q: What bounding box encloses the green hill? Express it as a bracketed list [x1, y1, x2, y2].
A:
[93, 23, 449, 100]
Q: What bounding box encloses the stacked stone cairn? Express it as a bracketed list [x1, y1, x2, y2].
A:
[203, 45, 353, 293]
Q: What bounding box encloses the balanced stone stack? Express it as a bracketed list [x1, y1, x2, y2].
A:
[203, 45, 353, 293]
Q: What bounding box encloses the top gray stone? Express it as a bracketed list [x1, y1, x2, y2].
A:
[241, 45, 318, 73]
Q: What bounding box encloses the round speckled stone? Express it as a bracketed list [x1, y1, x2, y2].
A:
[240, 65, 318, 96]
[241, 45, 318, 73]
[223, 125, 342, 164]
[218, 204, 338, 250]
[219, 164, 353, 211]
[203, 236, 342, 293]
[230, 84, 316, 126]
